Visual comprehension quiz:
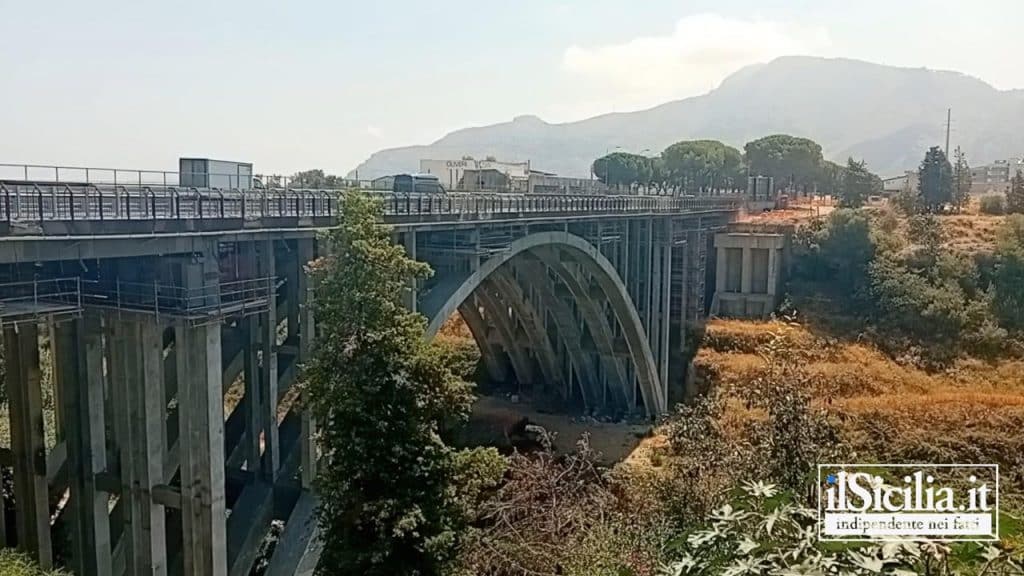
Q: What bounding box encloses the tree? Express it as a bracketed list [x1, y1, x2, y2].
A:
[1007, 170, 1024, 214]
[917, 146, 953, 212]
[306, 192, 504, 575]
[591, 152, 648, 190]
[792, 209, 876, 310]
[838, 157, 878, 208]
[661, 140, 744, 194]
[992, 215, 1024, 331]
[952, 147, 972, 213]
[819, 160, 846, 199]
[743, 134, 825, 195]
[290, 169, 346, 189]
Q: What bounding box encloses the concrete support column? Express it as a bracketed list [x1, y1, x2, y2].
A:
[768, 248, 779, 298]
[176, 321, 228, 576]
[296, 238, 317, 490]
[260, 239, 280, 479]
[715, 244, 727, 297]
[740, 247, 752, 294]
[659, 226, 673, 407]
[286, 242, 300, 344]
[58, 314, 113, 576]
[401, 231, 418, 313]
[678, 238, 690, 350]
[240, 243, 262, 473]
[177, 244, 228, 576]
[4, 323, 53, 568]
[112, 318, 168, 575]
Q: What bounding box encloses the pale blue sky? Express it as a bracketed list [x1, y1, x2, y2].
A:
[1, 0, 1018, 174]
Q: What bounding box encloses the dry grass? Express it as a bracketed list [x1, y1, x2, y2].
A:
[939, 213, 1006, 254]
[687, 317, 1024, 511]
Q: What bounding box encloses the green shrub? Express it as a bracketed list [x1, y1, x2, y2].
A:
[992, 215, 1024, 332]
[0, 550, 69, 576]
[980, 193, 1006, 215]
[658, 481, 1023, 576]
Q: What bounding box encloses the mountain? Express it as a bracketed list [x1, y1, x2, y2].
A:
[351, 56, 1024, 179]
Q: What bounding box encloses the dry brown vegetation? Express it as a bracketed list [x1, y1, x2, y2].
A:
[687, 318, 1024, 512]
[939, 212, 1006, 254]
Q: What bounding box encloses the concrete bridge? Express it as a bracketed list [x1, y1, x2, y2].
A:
[0, 173, 741, 575]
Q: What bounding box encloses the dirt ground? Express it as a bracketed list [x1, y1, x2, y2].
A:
[739, 196, 836, 225]
[461, 395, 653, 464]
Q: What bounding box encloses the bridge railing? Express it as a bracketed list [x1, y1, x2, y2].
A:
[0, 162, 369, 190]
[0, 180, 743, 226]
[79, 276, 275, 325]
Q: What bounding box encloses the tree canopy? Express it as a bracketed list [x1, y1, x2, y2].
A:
[1007, 170, 1024, 214]
[952, 147, 972, 212]
[306, 192, 504, 575]
[289, 169, 346, 189]
[591, 152, 651, 190]
[661, 140, 744, 194]
[838, 157, 880, 208]
[917, 146, 953, 212]
[743, 134, 825, 193]
[589, 134, 864, 197]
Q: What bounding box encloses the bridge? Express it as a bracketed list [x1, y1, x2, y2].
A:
[0, 165, 742, 575]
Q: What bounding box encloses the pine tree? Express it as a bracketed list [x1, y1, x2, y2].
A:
[917, 146, 953, 213]
[839, 157, 877, 208]
[952, 147, 972, 213]
[1007, 170, 1024, 214]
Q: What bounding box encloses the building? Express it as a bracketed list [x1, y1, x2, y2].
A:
[526, 171, 607, 195]
[882, 170, 918, 196]
[420, 158, 530, 190]
[970, 158, 1023, 194]
[460, 168, 513, 192]
[179, 158, 253, 189]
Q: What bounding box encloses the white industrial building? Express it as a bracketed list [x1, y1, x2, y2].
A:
[419, 158, 530, 190]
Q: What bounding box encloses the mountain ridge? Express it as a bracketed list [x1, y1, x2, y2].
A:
[352, 56, 1024, 179]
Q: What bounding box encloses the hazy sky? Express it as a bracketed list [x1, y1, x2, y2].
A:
[1, 0, 1019, 175]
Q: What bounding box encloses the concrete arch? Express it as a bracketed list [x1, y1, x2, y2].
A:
[457, 300, 509, 383]
[471, 287, 535, 387]
[486, 267, 565, 401]
[530, 249, 630, 411]
[424, 231, 664, 415]
[515, 259, 602, 408]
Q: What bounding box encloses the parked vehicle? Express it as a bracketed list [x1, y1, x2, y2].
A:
[392, 173, 446, 194]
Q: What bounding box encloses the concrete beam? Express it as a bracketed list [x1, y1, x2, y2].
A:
[264, 492, 321, 576]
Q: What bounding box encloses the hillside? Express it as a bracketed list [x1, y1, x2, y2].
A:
[687, 318, 1024, 512]
[353, 56, 1024, 179]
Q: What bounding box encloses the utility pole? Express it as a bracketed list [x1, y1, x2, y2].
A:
[945, 108, 952, 156]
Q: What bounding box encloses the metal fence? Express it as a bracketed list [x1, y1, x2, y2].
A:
[79, 277, 275, 325]
[0, 163, 364, 190]
[0, 180, 743, 225]
[0, 277, 83, 326]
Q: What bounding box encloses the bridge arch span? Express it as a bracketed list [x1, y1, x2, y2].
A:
[423, 231, 664, 415]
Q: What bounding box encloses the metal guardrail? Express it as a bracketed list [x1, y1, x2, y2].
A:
[0, 162, 365, 190]
[0, 180, 744, 227]
[80, 277, 275, 326]
[0, 277, 83, 326]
